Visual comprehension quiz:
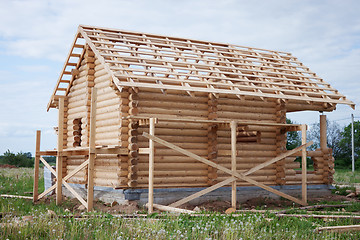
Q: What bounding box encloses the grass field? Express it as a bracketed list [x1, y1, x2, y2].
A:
[334, 169, 360, 185]
[1, 167, 360, 239]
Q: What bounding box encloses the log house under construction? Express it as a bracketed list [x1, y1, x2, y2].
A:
[33, 25, 355, 212]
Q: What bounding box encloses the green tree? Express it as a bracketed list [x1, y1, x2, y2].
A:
[307, 119, 342, 158]
[337, 121, 360, 169]
[286, 118, 301, 150]
[1, 150, 34, 167]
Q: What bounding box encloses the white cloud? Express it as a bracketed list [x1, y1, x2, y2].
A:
[0, 0, 359, 153]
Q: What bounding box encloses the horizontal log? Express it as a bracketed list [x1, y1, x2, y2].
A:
[138, 170, 208, 177]
[67, 105, 87, 115]
[139, 101, 208, 110]
[138, 91, 208, 103]
[137, 162, 207, 171]
[94, 69, 107, 78]
[141, 128, 207, 136]
[97, 97, 120, 108]
[96, 111, 119, 120]
[217, 130, 276, 138]
[137, 176, 208, 184]
[97, 105, 121, 115]
[217, 111, 276, 121]
[68, 85, 88, 97]
[138, 135, 207, 144]
[96, 125, 120, 133]
[218, 149, 276, 157]
[95, 139, 121, 146]
[218, 143, 276, 151]
[138, 141, 208, 149]
[68, 93, 87, 104]
[138, 107, 208, 117]
[285, 174, 323, 181]
[140, 121, 208, 130]
[96, 118, 120, 127]
[94, 178, 123, 188]
[218, 104, 276, 114]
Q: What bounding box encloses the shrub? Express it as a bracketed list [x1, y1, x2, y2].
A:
[0, 150, 34, 167]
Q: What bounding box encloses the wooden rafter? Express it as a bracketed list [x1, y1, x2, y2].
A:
[48, 25, 355, 110]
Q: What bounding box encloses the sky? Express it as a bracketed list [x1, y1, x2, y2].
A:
[0, 0, 359, 155]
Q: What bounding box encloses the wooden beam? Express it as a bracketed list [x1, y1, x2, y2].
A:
[1, 194, 33, 200]
[63, 159, 89, 181]
[56, 98, 64, 205]
[39, 157, 57, 176]
[316, 225, 360, 233]
[169, 177, 236, 208]
[301, 124, 307, 203]
[142, 132, 307, 206]
[38, 150, 58, 156]
[244, 141, 313, 176]
[147, 203, 195, 214]
[87, 88, 97, 211]
[33, 130, 41, 202]
[38, 184, 56, 200]
[124, 115, 302, 128]
[320, 115, 327, 150]
[230, 121, 237, 209]
[148, 118, 155, 214]
[62, 181, 88, 208]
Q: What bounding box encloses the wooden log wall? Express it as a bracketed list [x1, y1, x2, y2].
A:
[62, 61, 332, 189]
[64, 53, 126, 187]
[134, 91, 330, 189]
[136, 90, 210, 188]
[216, 96, 278, 185]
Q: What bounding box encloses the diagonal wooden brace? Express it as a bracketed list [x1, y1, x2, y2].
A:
[62, 180, 88, 208]
[169, 177, 236, 208]
[40, 157, 57, 176]
[63, 159, 89, 181]
[244, 141, 313, 176]
[143, 132, 308, 206]
[169, 142, 313, 207]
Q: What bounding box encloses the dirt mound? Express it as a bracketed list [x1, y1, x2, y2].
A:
[0, 164, 18, 168]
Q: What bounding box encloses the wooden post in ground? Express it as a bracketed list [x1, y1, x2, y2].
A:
[301, 124, 307, 203]
[33, 130, 41, 202]
[320, 115, 327, 150]
[87, 88, 97, 211]
[56, 97, 65, 205]
[148, 118, 155, 214]
[230, 121, 237, 209]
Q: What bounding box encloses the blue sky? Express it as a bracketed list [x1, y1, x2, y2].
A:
[0, 0, 359, 155]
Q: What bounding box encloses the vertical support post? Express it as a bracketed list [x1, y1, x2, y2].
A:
[148, 118, 155, 214]
[230, 121, 237, 209]
[320, 115, 327, 150]
[56, 98, 65, 205]
[87, 88, 97, 211]
[351, 114, 355, 172]
[33, 130, 41, 202]
[301, 124, 307, 204]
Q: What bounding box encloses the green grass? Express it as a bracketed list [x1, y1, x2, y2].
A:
[334, 169, 360, 185]
[1, 168, 360, 239]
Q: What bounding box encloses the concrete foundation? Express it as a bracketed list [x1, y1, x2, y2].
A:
[46, 165, 333, 206]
